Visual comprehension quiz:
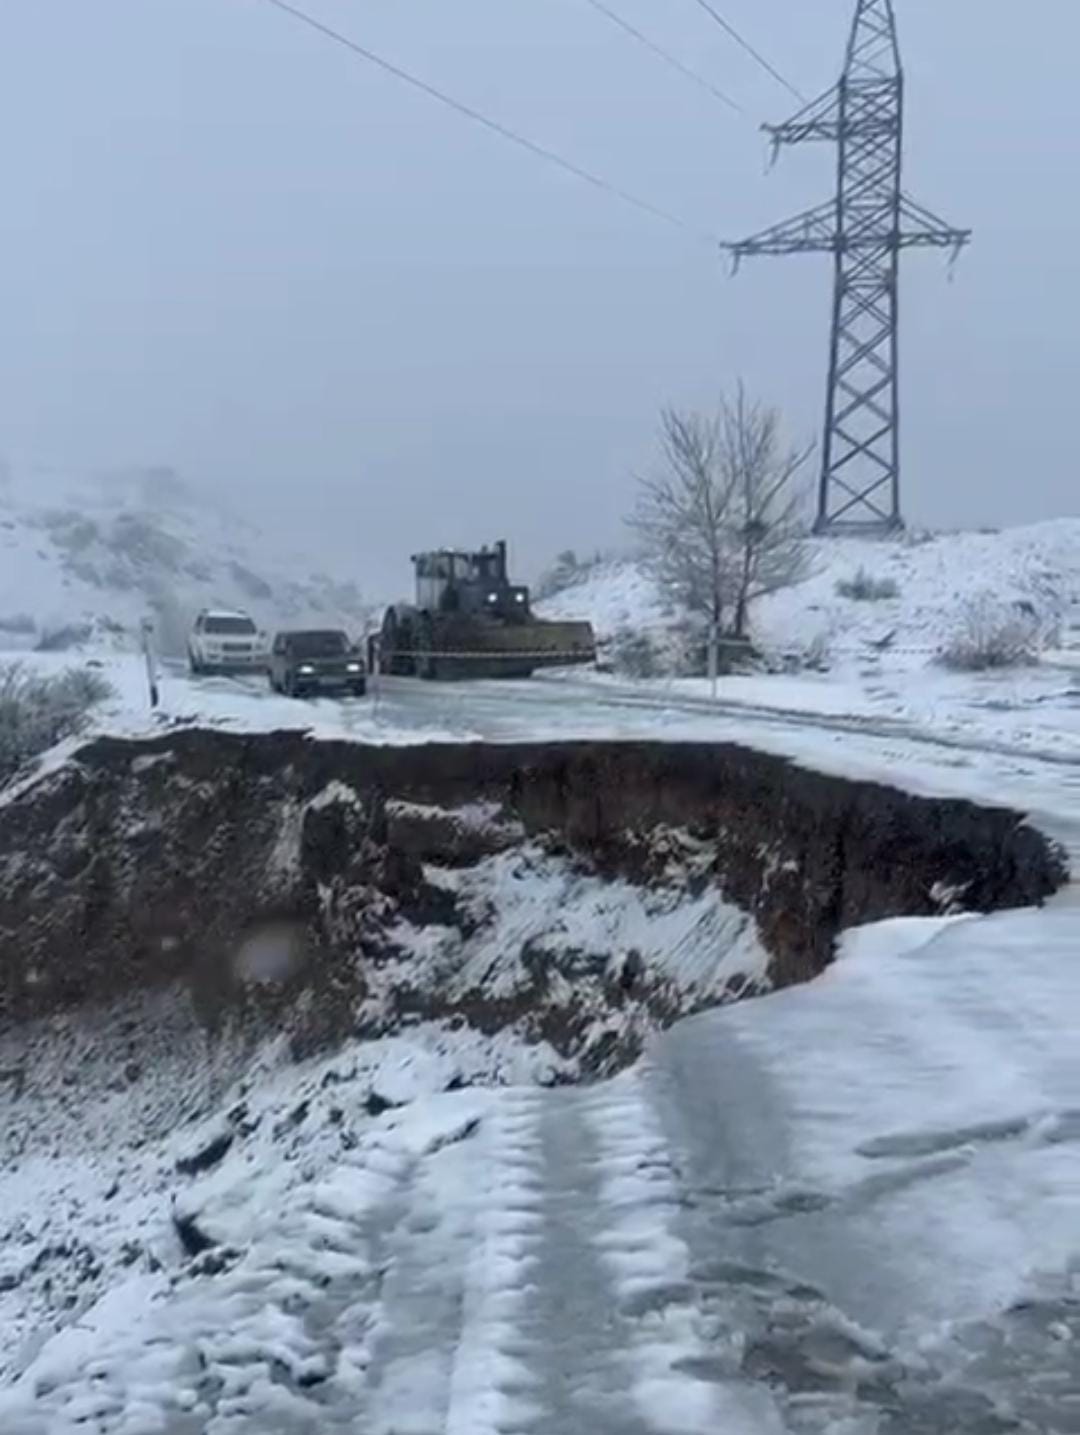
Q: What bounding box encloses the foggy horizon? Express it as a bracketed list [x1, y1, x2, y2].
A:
[2, 0, 1076, 593]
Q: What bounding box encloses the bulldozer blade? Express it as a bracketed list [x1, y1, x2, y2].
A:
[419, 617, 596, 680]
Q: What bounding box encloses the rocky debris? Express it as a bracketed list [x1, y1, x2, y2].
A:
[183, 1245, 244, 1279]
[172, 1208, 215, 1259]
[175, 1130, 234, 1177]
[384, 799, 524, 865]
[365, 1090, 401, 1117]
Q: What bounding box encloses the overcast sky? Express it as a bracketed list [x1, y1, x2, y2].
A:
[1, 1, 1076, 591]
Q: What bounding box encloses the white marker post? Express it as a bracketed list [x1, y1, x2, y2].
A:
[141, 617, 160, 710]
[707, 622, 719, 702]
[370, 634, 381, 717]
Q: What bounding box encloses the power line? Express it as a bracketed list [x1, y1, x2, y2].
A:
[688, 0, 806, 103]
[579, 0, 743, 114]
[254, 0, 718, 243]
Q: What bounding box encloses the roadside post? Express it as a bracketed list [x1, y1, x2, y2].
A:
[370, 633, 381, 717]
[141, 617, 160, 710]
[708, 622, 719, 702]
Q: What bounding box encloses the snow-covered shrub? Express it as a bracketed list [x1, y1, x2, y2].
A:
[607, 626, 664, 679]
[939, 597, 1042, 672]
[836, 567, 899, 602]
[667, 618, 708, 677]
[0, 663, 112, 785]
[796, 631, 833, 673]
[35, 622, 93, 652]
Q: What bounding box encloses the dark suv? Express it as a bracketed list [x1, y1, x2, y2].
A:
[268, 629, 366, 698]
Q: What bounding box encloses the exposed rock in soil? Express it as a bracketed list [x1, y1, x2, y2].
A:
[0, 731, 1065, 1075]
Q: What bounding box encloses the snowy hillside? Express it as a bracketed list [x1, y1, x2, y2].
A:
[539, 521, 1080, 672]
[755, 521, 1080, 667]
[0, 465, 374, 654]
[538, 558, 693, 671]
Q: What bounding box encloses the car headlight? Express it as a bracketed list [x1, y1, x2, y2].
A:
[486, 592, 498, 604]
[298, 663, 315, 675]
[346, 662, 362, 673]
[514, 592, 525, 603]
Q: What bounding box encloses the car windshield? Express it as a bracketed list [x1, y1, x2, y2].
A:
[204, 616, 256, 636]
[288, 631, 349, 658]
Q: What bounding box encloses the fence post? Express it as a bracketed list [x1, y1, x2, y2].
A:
[141, 617, 160, 710]
[707, 623, 719, 701]
[370, 634, 381, 716]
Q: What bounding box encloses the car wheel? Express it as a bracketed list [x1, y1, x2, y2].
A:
[351, 682, 367, 698]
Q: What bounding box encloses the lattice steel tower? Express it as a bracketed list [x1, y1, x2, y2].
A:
[727, 0, 970, 533]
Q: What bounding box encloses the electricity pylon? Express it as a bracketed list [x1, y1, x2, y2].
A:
[727, 0, 970, 534]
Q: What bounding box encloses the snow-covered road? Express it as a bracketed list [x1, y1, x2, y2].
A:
[3, 912, 1077, 1434]
[3, 651, 1079, 1433]
[95, 656, 1080, 861]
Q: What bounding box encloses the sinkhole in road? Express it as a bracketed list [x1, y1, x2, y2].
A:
[0, 727, 1071, 1426]
[0, 727, 1063, 1095]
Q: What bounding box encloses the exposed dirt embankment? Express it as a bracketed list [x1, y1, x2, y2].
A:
[0, 730, 1065, 1073]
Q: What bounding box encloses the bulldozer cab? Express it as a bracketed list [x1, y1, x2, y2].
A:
[412, 541, 531, 621]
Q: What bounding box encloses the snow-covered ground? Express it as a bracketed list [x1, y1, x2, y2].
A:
[541, 521, 1080, 674]
[0, 909, 1076, 1433]
[3, 517, 1080, 1432]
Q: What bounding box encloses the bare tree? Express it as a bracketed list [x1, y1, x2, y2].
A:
[723, 386, 814, 638]
[629, 388, 812, 646]
[627, 408, 737, 633]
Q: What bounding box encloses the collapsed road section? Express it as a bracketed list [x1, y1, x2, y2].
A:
[0, 730, 1063, 1071]
[0, 730, 1071, 1431]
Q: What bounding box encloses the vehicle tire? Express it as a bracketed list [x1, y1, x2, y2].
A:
[351, 681, 367, 698]
[382, 606, 422, 677]
[416, 614, 439, 681]
[188, 650, 203, 677]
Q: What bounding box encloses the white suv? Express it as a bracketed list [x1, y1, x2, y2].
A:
[188, 609, 268, 675]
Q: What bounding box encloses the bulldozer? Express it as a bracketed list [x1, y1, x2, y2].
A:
[373, 540, 596, 680]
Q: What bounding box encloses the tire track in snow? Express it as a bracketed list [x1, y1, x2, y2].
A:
[580, 1071, 786, 1434]
[511, 1087, 655, 1435]
[362, 1089, 546, 1435]
[442, 1090, 546, 1435]
[362, 1110, 493, 1434]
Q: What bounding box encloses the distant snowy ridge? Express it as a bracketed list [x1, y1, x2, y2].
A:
[0, 465, 374, 654]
